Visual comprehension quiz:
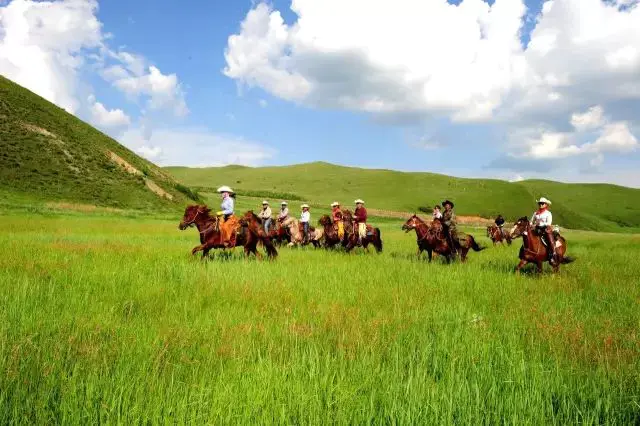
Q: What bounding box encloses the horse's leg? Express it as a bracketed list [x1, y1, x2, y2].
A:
[427, 249, 432, 262]
[515, 259, 527, 274]
[536, 260, 543, 273]
[461, 248, 468, 262]
[191, 244, 205, 255]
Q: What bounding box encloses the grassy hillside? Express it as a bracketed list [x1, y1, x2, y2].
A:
[166, 162, 640, 232]
[0, 76, 198, 211]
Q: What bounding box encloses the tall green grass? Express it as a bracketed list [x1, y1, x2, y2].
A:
[0, 212, 638, 423]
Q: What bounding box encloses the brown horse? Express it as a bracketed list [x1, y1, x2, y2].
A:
[341, 210, 383, 253]
[178, 205, 277, 259]
[402, 215, 484, 263]
[268, 219, 291, 246]
[487, 224, 512, 245]
[509, 217, 574, 273]
[318, 215, 348, 249]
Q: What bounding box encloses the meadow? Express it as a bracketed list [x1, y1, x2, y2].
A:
[1, 209, 639, 424]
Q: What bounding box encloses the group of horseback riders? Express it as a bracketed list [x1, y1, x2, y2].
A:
[214, 184, 559, 263]
[214, 185, 370, 246]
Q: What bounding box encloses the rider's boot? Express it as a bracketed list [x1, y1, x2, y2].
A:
[545, 227, 558, 264]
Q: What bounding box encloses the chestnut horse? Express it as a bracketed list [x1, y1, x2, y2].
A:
[268, 219, 291, 246]
[486, 224, 512, 245]
[178, 205, 277, 259]
[341, 209, 383, 253]
[402, 215, 484, 263]
[509, 217, 574, 273]
[318, 215, 348, 249]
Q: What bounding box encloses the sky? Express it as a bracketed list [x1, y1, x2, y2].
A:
[1, 0, 639, 187]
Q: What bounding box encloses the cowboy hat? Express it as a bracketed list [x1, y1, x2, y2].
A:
[301, 204, 310, 209]
[281, 201, 288, 205]
[354, 199, 365, 204]
[537, 197, 552, 205]
[331, 201, 340, 207]
[217, 185, 234, 193]
[262, 200, 269, 205]
[442, 199, 454, 207]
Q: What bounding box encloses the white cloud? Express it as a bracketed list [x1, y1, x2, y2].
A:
[119, 127, 276, 167]
[571, 105, 605, 132]
[0, 0, 188, 121]
[0, 0, 103, 113]
[224, 0, 640, 174]
[87, 94, 131, 133]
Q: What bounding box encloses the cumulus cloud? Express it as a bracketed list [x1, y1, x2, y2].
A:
[119, 127, 276, 167]
[224, 0, 640, 174]
[0, 0, 188, 121]
[87, 95, 131, 134]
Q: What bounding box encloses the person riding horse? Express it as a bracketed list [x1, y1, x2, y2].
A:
[277, 201, 289, 223]
[331, 201, 345, 239]
[353, 199, 368, 244]
[216, 185, 236, 248]
[432, 205, 443, 220]
[300, 204, 311, 243]
[531, 197, 558, 264]
[442, 199, 459, 255]
[495, 214, 505, 238]
[258, 200, 272, 233]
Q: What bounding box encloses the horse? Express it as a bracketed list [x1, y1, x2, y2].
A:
[487, 224, 512, 246]
[178, 205, 277, 259]
[401, 215, 484, 262]
[509, 217, 574, 273]
[268, 219, 291, 246]
[341, 209, 383, 253]
[318, 215, 348, 249]
[280, 217, 323, 247]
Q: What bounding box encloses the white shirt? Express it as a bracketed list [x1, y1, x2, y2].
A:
[531, 209, 552, 227]
[300, 211, 310, 223]
[433, 211, 442, 219]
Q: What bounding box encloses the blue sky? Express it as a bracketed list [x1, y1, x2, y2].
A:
[1, 0, 639, 187]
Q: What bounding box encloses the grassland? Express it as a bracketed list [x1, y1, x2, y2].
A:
[1, 209, 638, 424]
[166, 163, 640, 233]
[0, 76, 196, 210]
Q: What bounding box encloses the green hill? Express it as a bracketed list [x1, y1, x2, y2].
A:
[166, 162, 640, 233]
[0, 75, 199, 211]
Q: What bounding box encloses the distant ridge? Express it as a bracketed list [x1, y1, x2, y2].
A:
[166, 162, 640, 233]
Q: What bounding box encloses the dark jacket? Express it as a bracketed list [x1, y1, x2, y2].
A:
[354, 207, 367, 223]
[495, 216, 505, 226]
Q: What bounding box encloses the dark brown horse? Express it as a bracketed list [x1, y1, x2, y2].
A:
[509, 217, 573, 273]
[178, 205, 277, 259]
[402, 215, 484, 263]
[268, 219, 291, 246]
[341, 210, 383, 253]
[487, 224, 512, 245]
[318, 215, 347, 249]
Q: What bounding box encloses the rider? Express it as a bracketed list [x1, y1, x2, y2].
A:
[277, 201, 289, 222]
[259, 200, 272, 233]
[300, 204, 311, 243]
[432, 205, 443, 220]
[331, 201, 344, 239]
[530, 197, 558, 264]
[216, 185, 235, 247]
[495, 214, 505, 237]
[354, 199, 367, 244]
[442, 199, 459, 255]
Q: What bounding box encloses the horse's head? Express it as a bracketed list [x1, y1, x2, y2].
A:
[509, 216, 529, 239]
[318, 215, 332, 227]
[179, 204, 210, 230]
[401, 214, 421, 232]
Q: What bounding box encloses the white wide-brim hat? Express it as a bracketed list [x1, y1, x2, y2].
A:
[537, 197, 552, 205]
[262, 200, 269, 205]
[331, 202, 340, 207]
[354, 199, 364, 204]
[301, 204, 310, 209]
[217, 185, 234, 193]
[281, 201, 288, 205]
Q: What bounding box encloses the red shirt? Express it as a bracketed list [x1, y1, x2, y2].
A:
[332, 207, 343, 222]
[354, 207, 367, 223]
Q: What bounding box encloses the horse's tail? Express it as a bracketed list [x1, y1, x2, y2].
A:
[374, 228, 383, 253]
[560, 256, 575, 264]
[469, 235, 485, 252]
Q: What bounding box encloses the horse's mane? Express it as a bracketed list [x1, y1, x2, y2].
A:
[244, 210, 262, 223]
[318, 215, 332, 225]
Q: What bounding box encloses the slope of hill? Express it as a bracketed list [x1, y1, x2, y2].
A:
[166, 162, 640, 232]
[0, 76, 198, 211]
